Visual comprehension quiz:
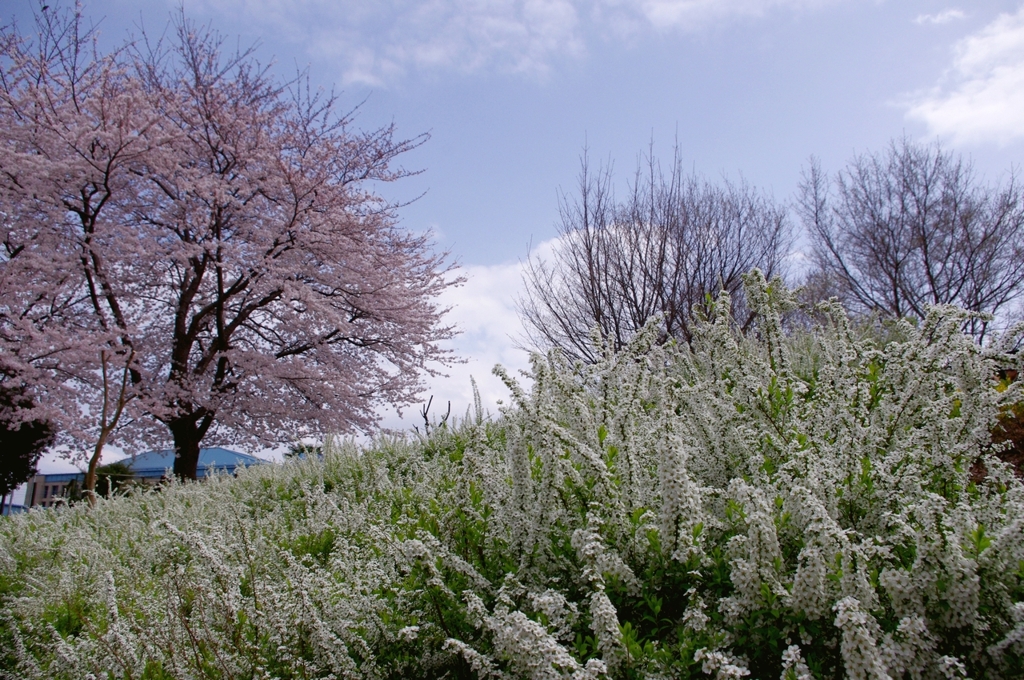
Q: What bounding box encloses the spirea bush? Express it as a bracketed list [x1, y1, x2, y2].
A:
[2, 271, 1024, 679]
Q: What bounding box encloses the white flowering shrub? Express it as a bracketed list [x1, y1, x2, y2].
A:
[2, 271, 1023, 679]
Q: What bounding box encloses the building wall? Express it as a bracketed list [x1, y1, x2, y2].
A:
[24, 475, 80, 508]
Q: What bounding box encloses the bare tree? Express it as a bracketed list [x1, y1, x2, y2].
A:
[798, 138, 1024, 340]
[519, 147, 793, 362]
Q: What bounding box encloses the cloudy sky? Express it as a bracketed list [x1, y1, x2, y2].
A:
[8, 0, 1024, 472]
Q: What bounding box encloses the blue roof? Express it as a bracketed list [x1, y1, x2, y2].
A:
[37, 472, 85, 484]
[125, 447, 265, 478]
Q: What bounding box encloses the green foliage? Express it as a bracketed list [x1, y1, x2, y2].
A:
[1, 272, 1023, 678]
[0, 384, 56, 498]
[64, 461, 136, 503]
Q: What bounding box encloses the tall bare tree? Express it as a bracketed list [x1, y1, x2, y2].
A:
[520, 147, 793, 362]
[798, 138, 1024, 340]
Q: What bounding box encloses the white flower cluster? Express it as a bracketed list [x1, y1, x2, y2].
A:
[457, 591, 606, 680]
[833, 596, 889, 680]
[779, 644, 814, 680]
[527, 589, 579, 643]
[570, 511, 626, 669]
[682, 587, 710, 634]
[694, 647, 751, 678]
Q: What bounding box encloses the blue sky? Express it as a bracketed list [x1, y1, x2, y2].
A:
[9, 0, 1024, 472]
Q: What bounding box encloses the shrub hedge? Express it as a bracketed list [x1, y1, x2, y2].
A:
[2, 272, 1023, 679]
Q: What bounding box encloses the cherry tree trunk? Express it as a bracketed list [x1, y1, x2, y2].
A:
[169, 420, 203, 481]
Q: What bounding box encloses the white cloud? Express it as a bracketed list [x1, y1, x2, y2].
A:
[187, 0, 848, 84]
[913, 9, 966, 25]
[341, 0, 587, 84]
[630, 0, 835, 31]
[188, 0, 584, 85]
[376, 248, 544, 431]
[906, 6, 1024, 146]
[375, 236, 583, 433]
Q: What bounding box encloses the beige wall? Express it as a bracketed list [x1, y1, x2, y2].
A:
[24, 475, 72, 508]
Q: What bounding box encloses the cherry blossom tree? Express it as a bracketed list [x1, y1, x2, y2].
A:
[0, 5, 141, 496]
[0, 5, 458, 480]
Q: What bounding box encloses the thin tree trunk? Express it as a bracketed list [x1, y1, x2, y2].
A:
[83, 349, 134, 506]
[83, 431, 109, 507]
